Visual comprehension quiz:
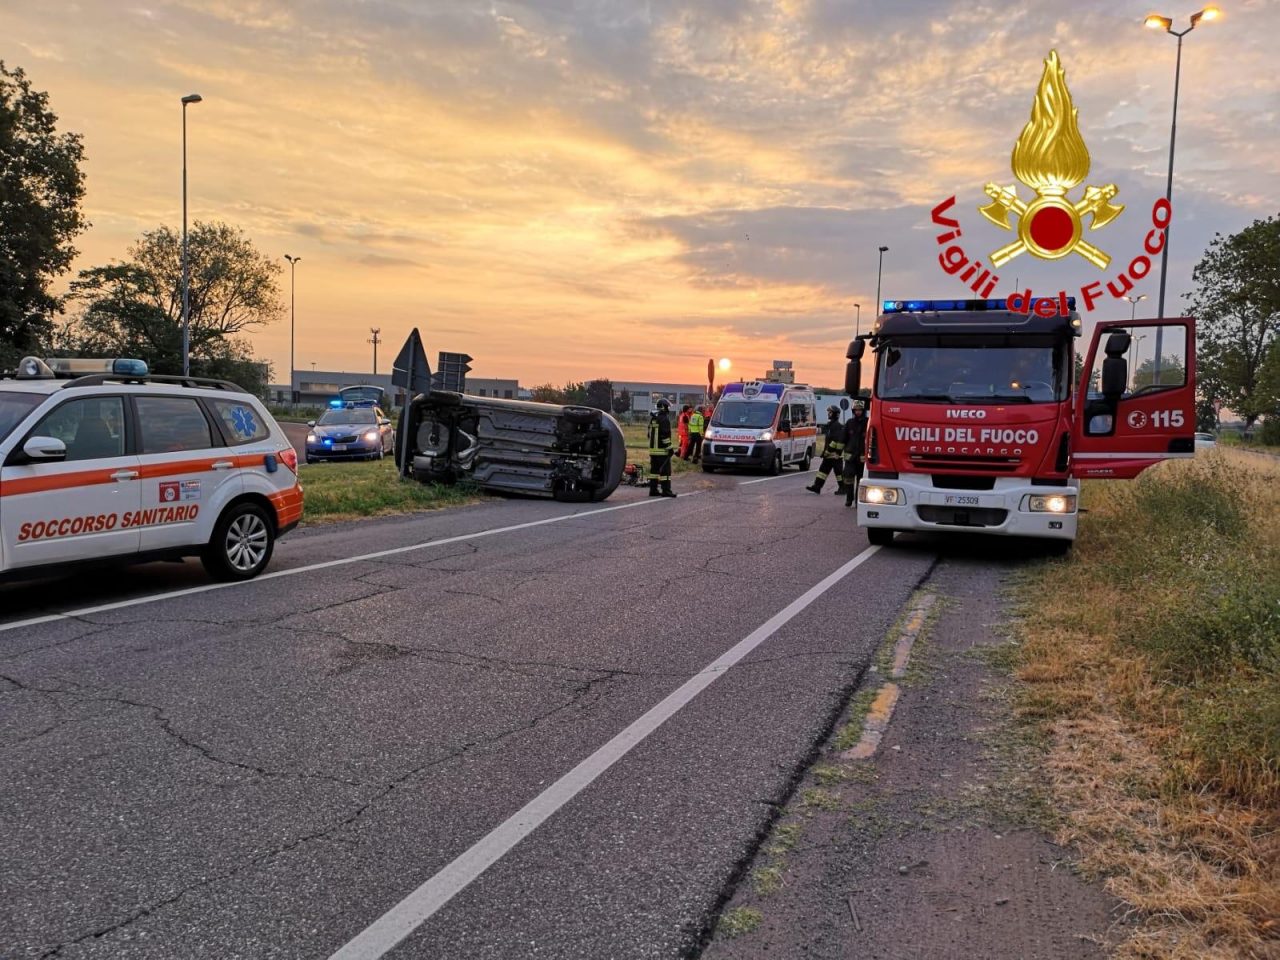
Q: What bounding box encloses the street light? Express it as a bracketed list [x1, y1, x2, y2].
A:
[1131, 334, 1149, 391]
[1145, 6, 1219, 324]
[368, 327, 382, 375]
[284, 255, 301, 404]
[1124, 293, 1148, 320]
[874, 246, 889, 317]
[180, 93, 202, 377]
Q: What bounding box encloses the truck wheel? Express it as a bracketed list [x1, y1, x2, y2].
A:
[202, 502, 275, 581]
[866, 527, 895, 547]
[768, 451, 782, 475]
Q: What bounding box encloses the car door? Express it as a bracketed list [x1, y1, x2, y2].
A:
[132, 393, 242, 552]
[0, 394, 141, 569]
[1072, 318, 1196, 479]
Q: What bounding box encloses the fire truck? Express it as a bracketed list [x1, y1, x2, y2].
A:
[844, 298, 1196, 549]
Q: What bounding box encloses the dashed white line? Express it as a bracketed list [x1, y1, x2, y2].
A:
[326, 544, 882, 960]
[0, 493, 702, 634]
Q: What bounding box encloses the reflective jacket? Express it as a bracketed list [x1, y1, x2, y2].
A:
[688, 411, 705, 434]
[648, 412, 673, 454]
[843, 414, 867, 460]
[821, 414, 845, 456]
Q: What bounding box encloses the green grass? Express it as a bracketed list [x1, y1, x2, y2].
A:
[620, 423, 699, 476]
[298, 459, 476, 523]
[715, 907, 762, 939]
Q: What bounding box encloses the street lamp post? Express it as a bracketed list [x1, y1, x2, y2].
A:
[369, 328, 382, 375]
[180, 93, 202, 377]
[1131, 334, 1148, 391]
[284, 255, 300, 404]
[874, 246, 889, 317]
[1124, 293, 1148, 320]
[1145, 7, 1219, 374]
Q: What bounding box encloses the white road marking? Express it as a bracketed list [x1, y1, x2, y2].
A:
[738, 472, 811, 486]
[0, 493, 701, 634]
[326, 544, 882, 960]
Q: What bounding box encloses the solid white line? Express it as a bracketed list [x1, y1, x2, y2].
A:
[739, 472, 810, 486]
[0, 493, 701, 635]
[326, 544, 882, 960]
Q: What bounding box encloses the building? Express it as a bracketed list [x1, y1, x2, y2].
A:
[613, 381, 713, 415]
[763, 360, 795, 384]
[467, 378, 519, 399]
[267, 370, 522, 408]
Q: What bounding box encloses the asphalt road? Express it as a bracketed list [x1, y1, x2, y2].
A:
[1, 470, 939, 959]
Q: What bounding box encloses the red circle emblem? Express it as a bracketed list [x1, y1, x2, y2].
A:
[1028, 206, 1074, 252]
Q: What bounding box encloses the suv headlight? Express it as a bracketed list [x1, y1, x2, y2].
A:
[858, 485, 903, 506]
[1028, 494, 1076, 514]
[364, 430, 380, 442]
[306, 433, 318, 443]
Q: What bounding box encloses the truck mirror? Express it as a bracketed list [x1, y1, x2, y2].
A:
[846, 339, 865, 361]
[1102, 356, 1127, 399]
[844, 360, 862, 397]
[1105, 331, 1131, 358]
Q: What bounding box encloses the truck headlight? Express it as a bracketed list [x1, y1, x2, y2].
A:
[1028, 494, 1076, 514]
[858, 485, 902, 506]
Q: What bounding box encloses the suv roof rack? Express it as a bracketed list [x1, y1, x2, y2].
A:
[63, 373, 249, 393]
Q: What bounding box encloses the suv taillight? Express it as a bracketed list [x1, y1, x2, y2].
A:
[278, 448, 298, 473]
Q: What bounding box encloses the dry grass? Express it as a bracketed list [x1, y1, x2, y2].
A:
[1011, 449, 1280, 960]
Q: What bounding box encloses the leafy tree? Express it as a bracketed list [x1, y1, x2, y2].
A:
[63, 221, 281, 379]
[1195, 396, 1218, 433]
[562, 381, 587, 405]
[584, 378, 613, 412]
[1188, 216, 1280, 430]
[529, 383, 566, 404]
[612, 388, 632, 416]
[1131, 355, 1186, 391]
[0, 62, 87, 365]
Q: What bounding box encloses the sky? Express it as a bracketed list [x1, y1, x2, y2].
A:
[3, 0, 1278, 389]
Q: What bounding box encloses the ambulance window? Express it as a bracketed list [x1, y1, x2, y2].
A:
[136, 396, 213, 454]
[208, 398, 270, 445]
[32, 397, 126, 462]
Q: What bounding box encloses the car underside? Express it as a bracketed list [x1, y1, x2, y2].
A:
[396, 392, 626, 502]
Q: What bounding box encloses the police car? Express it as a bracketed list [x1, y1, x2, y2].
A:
[0, 357, 303, 582]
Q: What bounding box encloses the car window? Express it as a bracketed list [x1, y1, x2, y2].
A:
[136, 396, 213, 454]
[31, 396, 126, 462]
[0, 391, 43, 445]
[209, 398, 270, 445]
[318, 408, 376, 425]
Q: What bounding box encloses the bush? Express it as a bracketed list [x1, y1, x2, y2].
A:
[1259, 416, 1280, 446]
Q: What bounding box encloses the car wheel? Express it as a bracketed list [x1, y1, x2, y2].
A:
[768, 451, 782, 476]
[799, 451, 812, 471]
[563, 406, 599, 426]
[202, 502, 275, 581]
[867, 527, 895, 546]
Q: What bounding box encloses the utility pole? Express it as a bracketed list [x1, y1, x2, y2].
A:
[369, 328, 382, 375]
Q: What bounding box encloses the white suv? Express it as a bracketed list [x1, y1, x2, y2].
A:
[0, 357, 303, 582]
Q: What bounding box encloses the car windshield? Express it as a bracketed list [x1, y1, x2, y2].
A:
[876, 337, 1068, 403]
[712, 400, 779, 429]
[319, 407, 377, 425]
[0, 391, 42, 444]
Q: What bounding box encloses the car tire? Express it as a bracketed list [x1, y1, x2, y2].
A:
[563, 406, 598, 426]
[201, 502, 276, 581]
[801, 448, 813, 470]
[768, 451, 782, 476]
[867, 527, 895, 546]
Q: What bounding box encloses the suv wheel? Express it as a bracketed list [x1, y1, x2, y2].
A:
[202, 502, 275, 581]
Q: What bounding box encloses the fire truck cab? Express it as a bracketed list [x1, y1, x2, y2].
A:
[845, 298, 1196, 548]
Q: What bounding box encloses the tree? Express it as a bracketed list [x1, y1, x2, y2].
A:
[584, 378, 613, 412]
[1189, 216, 1280, 430]
[612, 388, 632, 416]
[64, 221, 281, 379]
[1132, 355, 1186, 391]
[1196, 396, 1218, 433]
[562, 381, 587, 405]
[530, 383, 566, 404]
[0, 62, 87, 366]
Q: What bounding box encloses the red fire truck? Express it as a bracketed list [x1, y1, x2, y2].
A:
[844, 298, 1196, 549]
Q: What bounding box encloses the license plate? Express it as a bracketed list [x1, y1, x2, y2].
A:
[725, 457, 737, 463]
[944, 494, 980, 506]
[332, 444, 347, 451]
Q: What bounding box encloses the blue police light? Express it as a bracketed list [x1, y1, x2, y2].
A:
[323, 438, 333, 445]
[329, 399, 343, 408]
[880, 298, 1077, 314]
[112, 358, 149, 377]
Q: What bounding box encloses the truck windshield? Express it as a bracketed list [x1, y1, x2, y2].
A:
[877, 338, 1067, 403]
[0, 391, 42, 444]
[712, 401, 778, 429]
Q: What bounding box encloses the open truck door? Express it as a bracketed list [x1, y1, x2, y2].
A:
[1072, 317, 1196, 479]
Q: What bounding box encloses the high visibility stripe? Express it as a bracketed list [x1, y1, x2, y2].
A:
[0, 452, 270, 498]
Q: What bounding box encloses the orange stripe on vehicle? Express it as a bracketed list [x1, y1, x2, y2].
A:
[0, 453, 278, 498]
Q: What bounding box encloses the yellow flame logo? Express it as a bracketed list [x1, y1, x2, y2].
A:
[980, 51, 1123, 269]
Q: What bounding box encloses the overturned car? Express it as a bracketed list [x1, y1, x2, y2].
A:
[392, 330, 626, 502]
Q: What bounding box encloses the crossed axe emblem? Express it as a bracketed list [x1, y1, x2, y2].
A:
[979, 182, 1124, 269]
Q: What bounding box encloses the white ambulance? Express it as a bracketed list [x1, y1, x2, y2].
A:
[0, 357, 303, 582]
[701, 381, 819, 474]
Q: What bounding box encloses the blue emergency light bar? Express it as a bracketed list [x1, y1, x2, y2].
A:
[882, 298, 1076, 314]
[329, 399, 343, 408]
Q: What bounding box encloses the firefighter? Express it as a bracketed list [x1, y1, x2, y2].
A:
[648, 398, 678, 498]
[843, 400, 868, 506]
[686, 406, 705, 463]
[806, 405, 845, 494]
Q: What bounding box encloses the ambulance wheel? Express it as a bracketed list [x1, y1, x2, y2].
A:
[867, 527, 895, 546]
[203, 502, 275, 581]
[768, 451, 782, 475]
[800, 451, 812, 471]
